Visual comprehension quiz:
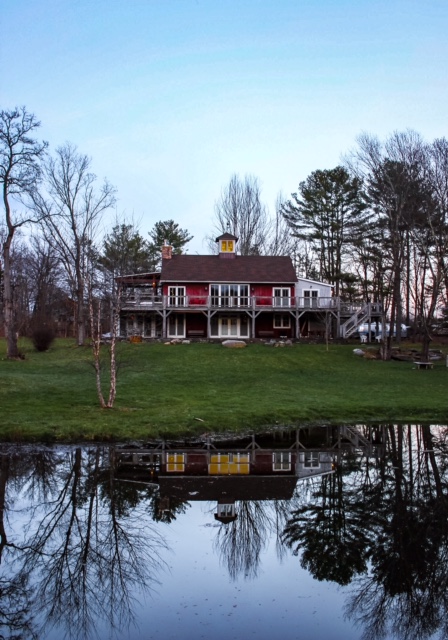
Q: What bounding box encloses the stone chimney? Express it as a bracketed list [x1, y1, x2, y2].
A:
[161, 239, 173, 260]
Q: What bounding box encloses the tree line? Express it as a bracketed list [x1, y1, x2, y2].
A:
[0, 107, 192, 359]
[2, 106, 448, 361]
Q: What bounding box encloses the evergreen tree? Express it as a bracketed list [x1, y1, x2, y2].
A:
[148, 219, 193, 266]
[282, 166, 368, 296]
[101, 223, 156, 276]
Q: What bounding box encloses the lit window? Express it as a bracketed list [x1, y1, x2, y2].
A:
[166, 453, 185, 472]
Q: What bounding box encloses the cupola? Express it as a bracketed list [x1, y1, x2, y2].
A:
[215, 233, 238, 259]
[214, 499, 238, 523]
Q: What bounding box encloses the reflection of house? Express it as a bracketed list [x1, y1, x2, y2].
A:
[117, 234, 383, 340]
[114, 427, 379, 523]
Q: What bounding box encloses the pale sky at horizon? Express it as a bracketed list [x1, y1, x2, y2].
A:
[2, 0, 447, 253]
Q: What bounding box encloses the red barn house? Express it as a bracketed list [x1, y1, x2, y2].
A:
[118, 233, 382, 340]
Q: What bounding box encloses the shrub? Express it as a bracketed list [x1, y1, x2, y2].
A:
[32, 328, 55, 352]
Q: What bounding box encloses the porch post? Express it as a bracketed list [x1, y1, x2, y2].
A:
[251, 297, 256, 337]
[296, 311, 300, 339]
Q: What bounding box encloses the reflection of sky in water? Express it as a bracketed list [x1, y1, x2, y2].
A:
[146, 503, 354, 640]
[43, 501, 356, 640]
[5, 427, 446, 640]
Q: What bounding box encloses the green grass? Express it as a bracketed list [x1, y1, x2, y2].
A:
[1, 338, 447, 441]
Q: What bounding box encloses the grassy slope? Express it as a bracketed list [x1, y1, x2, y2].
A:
[0, 338, 447, 441]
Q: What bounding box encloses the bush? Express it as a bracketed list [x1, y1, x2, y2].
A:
[32, 328, 55, 352]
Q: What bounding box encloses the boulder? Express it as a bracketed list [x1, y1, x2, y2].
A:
[222, 340, 247, 348]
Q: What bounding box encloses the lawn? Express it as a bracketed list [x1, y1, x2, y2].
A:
[0, 338, 447, 441]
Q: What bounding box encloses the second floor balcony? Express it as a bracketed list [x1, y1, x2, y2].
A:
[121, 292, 340, 311]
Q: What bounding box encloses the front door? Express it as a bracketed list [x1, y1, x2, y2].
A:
[220, 317, 238, 337]
[168, 314, 185, 338]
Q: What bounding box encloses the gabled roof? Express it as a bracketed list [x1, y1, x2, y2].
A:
[161, 254, 297, 283]
[298, 277, 334, 288]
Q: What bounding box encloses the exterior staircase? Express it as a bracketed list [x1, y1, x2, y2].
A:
[340, 303, 371, 338]
[339, 426, 374, 456]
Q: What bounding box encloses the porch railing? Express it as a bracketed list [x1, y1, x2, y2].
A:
[122, 294, 338, 310]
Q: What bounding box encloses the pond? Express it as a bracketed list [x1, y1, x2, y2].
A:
[0, 425, 447, 640]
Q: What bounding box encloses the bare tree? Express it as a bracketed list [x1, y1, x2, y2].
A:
[0, 107, 47, 358]
[207, 174, 271, 255]
[426, 138, 448, 304]
[35, 143, 116, 346]
[264, 192, 299, 256]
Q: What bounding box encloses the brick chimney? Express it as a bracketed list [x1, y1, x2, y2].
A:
[161, 240, 173, 260]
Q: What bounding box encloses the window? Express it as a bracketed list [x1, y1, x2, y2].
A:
[166, 453, 185, 472]
[209, 452, 250, 474]
[168, 286, 185, 307]
[304, 452, 320, 468]
[211, 284, 249, 307]
[274, 314, 291, 329]
[273, 288, 291, 307]
[304, 290, 318, 308]
[273, 452, 291, 471]
[220, 240, 234, 252]
[217, 503, 235, 517]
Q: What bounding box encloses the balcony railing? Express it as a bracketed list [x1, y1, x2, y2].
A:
[122, 293, 339, 310]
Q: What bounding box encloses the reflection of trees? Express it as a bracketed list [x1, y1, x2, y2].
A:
[213, 500, 289, 580]
[283, 468, 371, 585]
[282, 425, 448, 640]
[0, 448, 42, 640]
[0, 446, 170, 640]
[346, 425, 448, 640]
[109, 476, 190, 523]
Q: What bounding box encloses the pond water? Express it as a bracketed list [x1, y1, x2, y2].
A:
[0, 425, 447, 640]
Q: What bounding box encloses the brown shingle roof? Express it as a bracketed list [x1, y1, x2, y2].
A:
[161, 254, 297, 283]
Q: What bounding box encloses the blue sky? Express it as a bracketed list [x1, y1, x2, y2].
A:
[2, 0, 447, 253]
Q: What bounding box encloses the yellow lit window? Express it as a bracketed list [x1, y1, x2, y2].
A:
[167, 453, 185, 472]
[221, 240, 227, 251]
[209, 453, 250, 475]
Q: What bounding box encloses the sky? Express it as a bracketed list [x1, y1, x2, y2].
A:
[2, 0, 447, 254]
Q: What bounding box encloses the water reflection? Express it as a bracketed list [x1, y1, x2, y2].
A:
[0, 426, 447, 639]
[0, 445, 168, 639]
